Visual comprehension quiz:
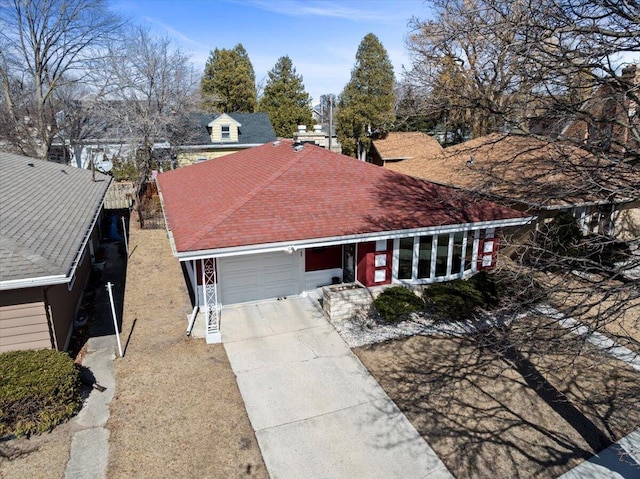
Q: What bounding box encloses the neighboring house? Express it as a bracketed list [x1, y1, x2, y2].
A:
[176, 112, 276, 167]
[529, 64, 640, 162]
[294, 124, 341, 153]
[157, 140, 532, 343]
[0, 151, 111, 352]
[370, 132, 444, 167]
[561, 64, 640, 160]
[386, 133, 640, 238]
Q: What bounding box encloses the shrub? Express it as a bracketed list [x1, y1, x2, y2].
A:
[467, 271, 500, 307]
[423, 279, 486, 321]
[374, 287, 425, 322]
[0, 349, 82, 437]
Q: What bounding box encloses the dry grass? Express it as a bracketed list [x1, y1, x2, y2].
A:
[355, 318, 640, 479]
[543, 271, 640, 354]
[0, 421, 72, 479]
[107, 222, 266, 478]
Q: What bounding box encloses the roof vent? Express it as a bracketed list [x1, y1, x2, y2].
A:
[293, 144, 304, 152]
[466, 156, 474, 166]
[273, 140, 281, 147]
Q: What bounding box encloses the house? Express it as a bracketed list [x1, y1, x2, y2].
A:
[561, 64, 640, 161]
[176, 112, 276, 167]
[529, 64, 640, 162]
[370, 131, 444, 167]
[0, 151, 111, 352]
[386, 133, 640, 237]
[157, 140, 532, 343]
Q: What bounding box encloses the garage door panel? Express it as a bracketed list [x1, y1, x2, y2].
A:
[219, 252, 301, 305]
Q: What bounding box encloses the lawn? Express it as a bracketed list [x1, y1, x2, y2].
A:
[355, 317, 640, 479]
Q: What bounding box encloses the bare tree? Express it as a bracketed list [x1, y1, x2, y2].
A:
[0, 0, 123, 158]
[100, 26, 199, 171]
[406, 0, 537, 138]
[403, 0, 640, 464]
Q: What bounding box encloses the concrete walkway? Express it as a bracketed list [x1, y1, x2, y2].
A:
[64, 336, 116, 479]
[221, 297, 453, 479]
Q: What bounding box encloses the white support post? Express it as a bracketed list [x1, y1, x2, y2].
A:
[106, 282, 123, 357]
[202, 258, 221, 343]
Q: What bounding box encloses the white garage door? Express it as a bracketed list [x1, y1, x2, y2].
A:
[218, 251, 302, 305]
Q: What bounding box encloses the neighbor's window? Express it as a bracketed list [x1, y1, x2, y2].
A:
[221, 125, 231, 140]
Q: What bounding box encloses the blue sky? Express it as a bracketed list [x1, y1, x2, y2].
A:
[109, 0, 430, 104]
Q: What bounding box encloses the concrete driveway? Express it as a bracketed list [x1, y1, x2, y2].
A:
[221, 296, 452, 479]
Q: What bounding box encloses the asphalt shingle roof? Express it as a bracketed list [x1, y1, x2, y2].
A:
[386, 134, 639, 208]
[184, 112, 276, 146]
[157, 141, 530, 253]
[372, 132, 444, 160]
[0, 151, 111, 286]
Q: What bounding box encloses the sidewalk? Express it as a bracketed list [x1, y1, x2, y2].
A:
[65, 233, 126, 479]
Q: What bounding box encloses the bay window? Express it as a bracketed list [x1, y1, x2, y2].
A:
[394, 229, 481, 283]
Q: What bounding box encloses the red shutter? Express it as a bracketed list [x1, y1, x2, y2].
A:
[477, 237, 500, 270]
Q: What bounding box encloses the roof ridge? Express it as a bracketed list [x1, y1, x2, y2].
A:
[182, 143, 303, 251]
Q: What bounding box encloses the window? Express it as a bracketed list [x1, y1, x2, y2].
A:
[464, 231, 476, 271]
[451, 232, 464, 275]
[221, 125, 230, 140]
[395, 230, 481, 283]
[417, 236, 432, 279]
[398, 237, 414, 280]
[435, 234, 450, 277]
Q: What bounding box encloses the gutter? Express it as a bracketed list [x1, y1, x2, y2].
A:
[65, 177, 113, 281]
[176, 143, 264, 151]
[173, 216, 535, 262]
[0, 177, 113, 292]
[155, 178, 179, 257]
[0, 274, 68, 290]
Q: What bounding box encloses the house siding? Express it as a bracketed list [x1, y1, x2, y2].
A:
[210, 121, 239, 143]
[46, 245, 92, 350]
[356, 240, 392, 287]
[0, 288, 51, 353]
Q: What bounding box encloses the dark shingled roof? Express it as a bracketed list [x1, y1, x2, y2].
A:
[184, 112, 276, 146]
[0, 151, 111, 287]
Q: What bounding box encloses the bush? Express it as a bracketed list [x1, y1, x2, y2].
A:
[374, 287, 425, 322]
[467, 271, 500, 307]
[0, 349, 82, 437]
[423, 279, 486, 321]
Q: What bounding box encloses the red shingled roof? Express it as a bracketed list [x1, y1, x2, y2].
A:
[157, 141, 529, 253]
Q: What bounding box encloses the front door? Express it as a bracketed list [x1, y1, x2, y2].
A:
[343, 244, 355, 283]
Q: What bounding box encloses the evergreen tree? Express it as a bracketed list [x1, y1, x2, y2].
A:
[336, 33, 395, 160]
[258, 56, 312, 137]
[200, 44, 257, 112]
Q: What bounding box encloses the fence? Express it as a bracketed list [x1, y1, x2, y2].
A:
[135, 169, 165, 230]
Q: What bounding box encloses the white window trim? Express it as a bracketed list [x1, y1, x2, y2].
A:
[392, 229, 484, 285]
[221, 124, 231, 140]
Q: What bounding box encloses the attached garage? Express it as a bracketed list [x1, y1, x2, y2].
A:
[218, 251, 302, 304]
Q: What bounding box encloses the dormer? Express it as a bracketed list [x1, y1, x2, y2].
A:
[208, 113, 241, 143]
